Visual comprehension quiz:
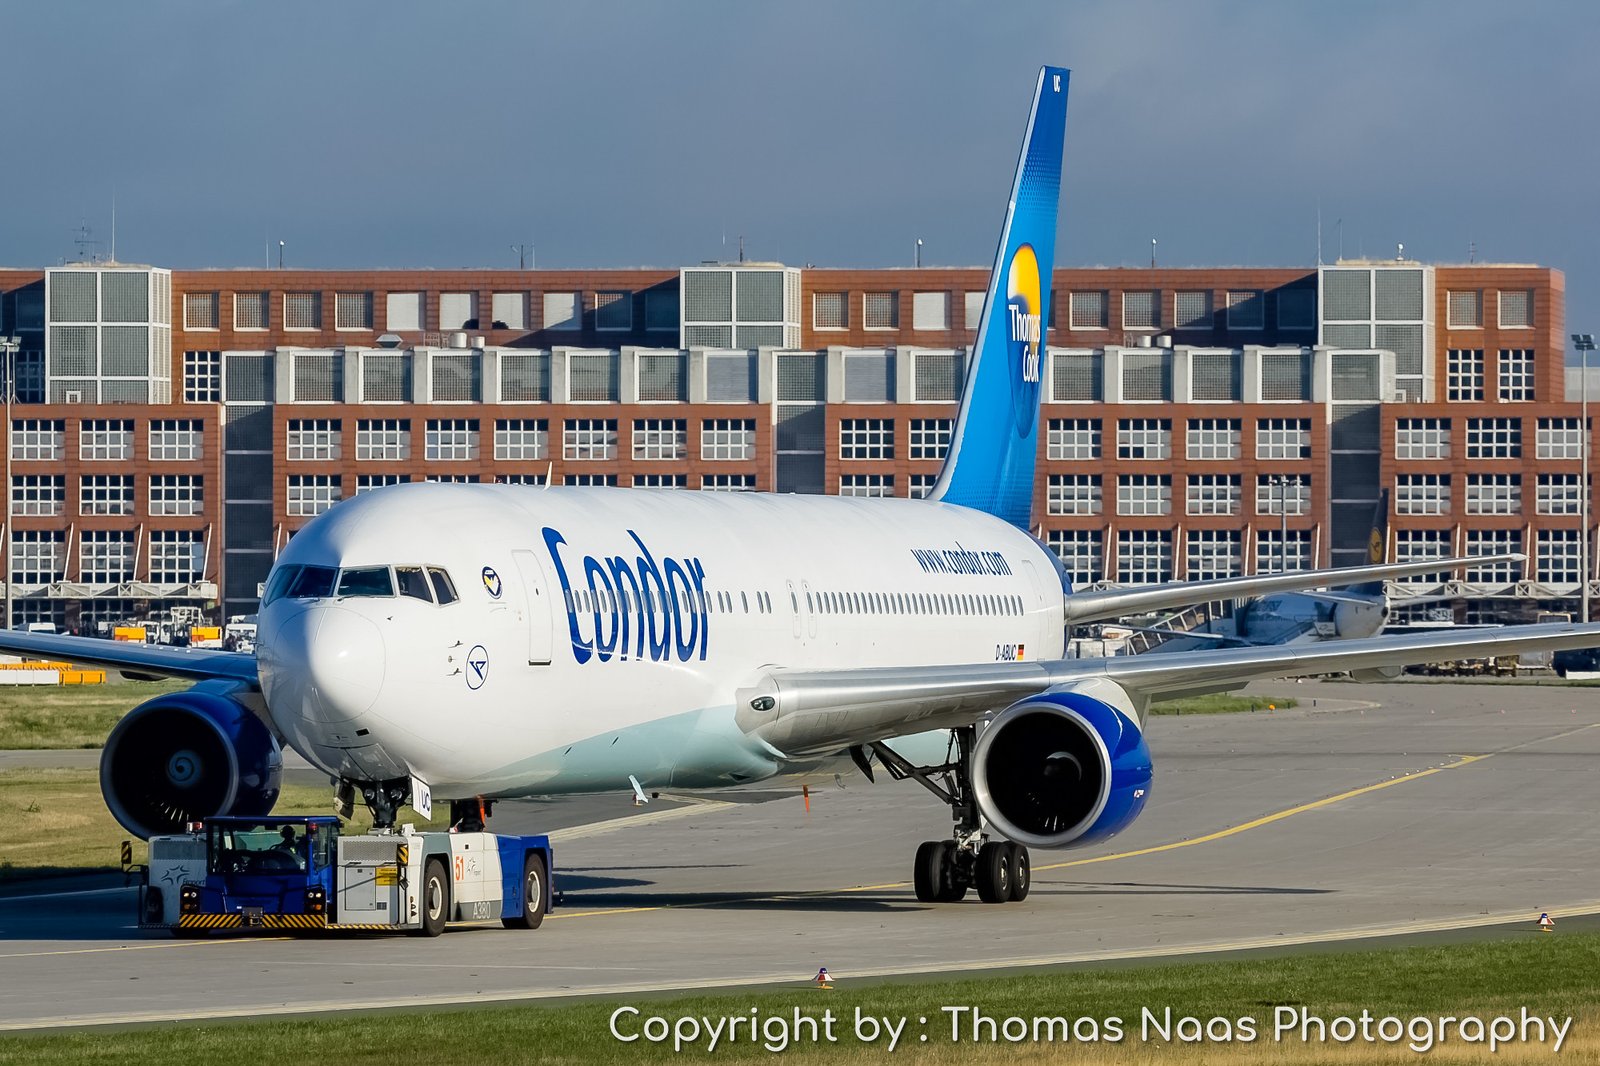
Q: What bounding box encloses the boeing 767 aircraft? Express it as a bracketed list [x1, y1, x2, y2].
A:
[4, 66, 1596, 906]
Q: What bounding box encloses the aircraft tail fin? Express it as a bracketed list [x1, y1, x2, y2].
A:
[1349, 489, 1391, 597]
[925, 66, 1069, 529]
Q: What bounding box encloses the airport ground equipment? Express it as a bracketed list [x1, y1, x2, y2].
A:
[138, 816, 552, 936]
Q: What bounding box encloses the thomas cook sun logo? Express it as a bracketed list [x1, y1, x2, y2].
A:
[1005, 243, 1043, 435]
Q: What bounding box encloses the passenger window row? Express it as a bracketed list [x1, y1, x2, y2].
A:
[808, 590, 1024, 618]
[564, 588, 776, 616]
[263, 564, 459, 606]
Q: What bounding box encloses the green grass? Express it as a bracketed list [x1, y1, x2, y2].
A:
[0, 679, 187, 749]
[1149, 694, 1298, 715]
[0, 768, 446, 883]
[0, 933, 1594, 1063]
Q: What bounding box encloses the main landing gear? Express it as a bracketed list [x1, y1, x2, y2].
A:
[854, 725, 1030, 905]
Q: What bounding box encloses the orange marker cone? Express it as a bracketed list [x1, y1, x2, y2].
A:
[803, 784, 810, 813]
[1539, 912, 1555, 933]
[814, 966, 833, 989]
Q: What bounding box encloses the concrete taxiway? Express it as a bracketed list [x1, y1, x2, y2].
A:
[0, 680, 1597, 1030]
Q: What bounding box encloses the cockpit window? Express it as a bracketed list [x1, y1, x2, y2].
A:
[335, 566, 395, 598]
[287, 565, 338, 599]
[427, 567, 458, 605]
[395, 566, 433, 603]
[263, 565, 301, 606]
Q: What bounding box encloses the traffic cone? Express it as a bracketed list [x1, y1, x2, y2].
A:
[1538, 913, 1554, 933]
[814, 966, 833, 989]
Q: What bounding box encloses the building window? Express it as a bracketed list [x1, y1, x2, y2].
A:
[438, 292, 477, 331]
[1122, 290, 1158, 330]
[1186, 418, 1241, 461]
[284, 292, 321, 330]
[1047, 418, 1101, 461]
[149, 530, 203, 583]
[1187, 530, 1242, 581]
[1051, 350, 1100, 402]
[1256, 474, 1310, 516]
[425, 419, 480, 461]
[912, 292, 949, 331]
[1256, 418, 1311, 460]
[1465, 530, 1520, 583]
[1260, 351, 1309, 401]
[1395, 473, 1450, 516]
[1069, 291, 1106, 329]
[1447, 349, 1484, 402]
[1048, 474, 1102, 516]
[1047, 529, 1101, 588]
[1226, 290, 1264, 330]
[863, 292, 898, 330]
[1394, 529, 1450, 584]
[702, 473, 755, 492]
[149, 474, 203, 516]
[493, 419, 548, 461]
[181, 350, 222, 404]
[287, 474, 342, 516]
[149, 419, 203, 461]
[183, 292, 219, 330]
[1395, 418, 1451, 460]
[1465, 473, 1520, 515]
[964, 291, 985, 329]
[234, 291, 268, 330]
[1498, 349, 1534, 402]
[908, 418, 952, 461]
[909, 474, 937, 499]
[1256, 529, 1311, 572]
[813, 292, 847, 330]
[563, 419, 617, 461]
[568, 352, 618, 402]
[1174, 290, 1211, 328]
[563, 473, 617, 487]
[11, 475, 64, 516]
[79, 474, 134, 516]
[286, 419, 341, 461]
[636, 352, 684, 403]
[1186, 474, 1241, 516]
[1536, 473, 1581, 515]
[1537, 417, 1582, 460]
[11, 419, 64, 461]
[11, 530, 63, 584]
[1537, 529, 1581, 584]
[1116, 418, 1170, 460]
[1116, 474, 1171, 516]
[1466, 417, 1520, 459]
[80, 419, 133, 461]
[840, 418, 894, 460]
[493, 473, 544, 487]
[632, 418, 686, 461]
[357, 474, 411, 494]
[701, 419, 755, 461]
[335, 292, 373, 330]
[542, 292, 581, 332]
[596, 291, 632, 331]
[1189, 351, 1239, 401]
[491, 292, 527, 330]
[633, 473, 685, 488]
[1117, 529, 1172, 584]
[1446, 290, 1481, 328]
[425, 474, 480, 484]
[355, 419, 410, 461]
[81, 530, 134, 584]
[1498, 289, 1533, 329]
[1121, 352, 1169, 401]
[840, 474, 894, 498]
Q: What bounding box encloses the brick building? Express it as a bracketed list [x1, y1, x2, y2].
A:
[0, 258, 1582, 629]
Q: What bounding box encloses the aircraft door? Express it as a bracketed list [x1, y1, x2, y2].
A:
[512, 549, 554, 666]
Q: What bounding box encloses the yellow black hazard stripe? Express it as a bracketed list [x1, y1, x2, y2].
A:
[178, 913, 328, 930]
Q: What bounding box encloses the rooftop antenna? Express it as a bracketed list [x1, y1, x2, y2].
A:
[1150, 237, 1157, 270]
[110, 191, 116, 264]
[1469, 239, 1477, 264]
[73, 220, 104, 263]
[738, 235, 745, 263]
[511, 242, 535, 270]
[1396, 242, 1404, 262]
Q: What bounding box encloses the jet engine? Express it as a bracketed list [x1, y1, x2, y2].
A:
[99, 687, 282, 839]
[971, 680, 1152, 850]
[1331, 597, 1389, 640]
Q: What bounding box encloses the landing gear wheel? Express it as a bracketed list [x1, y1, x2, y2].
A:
[975, 840, 1012, 904]
[1007, 843, 1030, 902]
[913, 840, 946, 902]
[416, 858, 449, 937]
[502, 852, 548, 930]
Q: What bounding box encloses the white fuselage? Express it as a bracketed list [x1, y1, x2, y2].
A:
[255, 483, 1068, 798]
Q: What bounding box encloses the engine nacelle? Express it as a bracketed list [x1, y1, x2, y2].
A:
[99, 687, 283, 840]
[1331, 598, 1389, 640]
[971, 680, 1152, 850]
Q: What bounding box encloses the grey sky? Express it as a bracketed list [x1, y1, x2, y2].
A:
[4, 1, 1598, 342]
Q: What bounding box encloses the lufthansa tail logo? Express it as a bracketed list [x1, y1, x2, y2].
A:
[1006, 243, 1043, 435]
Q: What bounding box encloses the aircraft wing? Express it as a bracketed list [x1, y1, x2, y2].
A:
[0, 630, 258, 686]
[1061, 553, 1520, 623]
[734, 620, 1600, 757]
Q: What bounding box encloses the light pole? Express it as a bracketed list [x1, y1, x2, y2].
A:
[0, 335, 18, 631]
[1575, 333, 1596, 622]
[915, 238, 923, 269]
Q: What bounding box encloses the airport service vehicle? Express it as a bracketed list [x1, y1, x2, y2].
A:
[5, 66, 1600, 912]
[139, 816, 552, 936]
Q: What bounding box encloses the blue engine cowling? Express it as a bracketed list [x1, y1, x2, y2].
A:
[971, 686, 1152, 850]
[99, 687, 283, 840]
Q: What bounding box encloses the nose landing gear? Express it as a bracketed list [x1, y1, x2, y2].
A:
[858, 725, 1030, 905]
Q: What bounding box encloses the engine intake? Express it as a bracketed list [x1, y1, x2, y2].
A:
[99, 688, 282, 839]
[971, 684, 1152, 849]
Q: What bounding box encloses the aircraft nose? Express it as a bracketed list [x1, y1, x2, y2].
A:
[264, 605, 386, 725]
